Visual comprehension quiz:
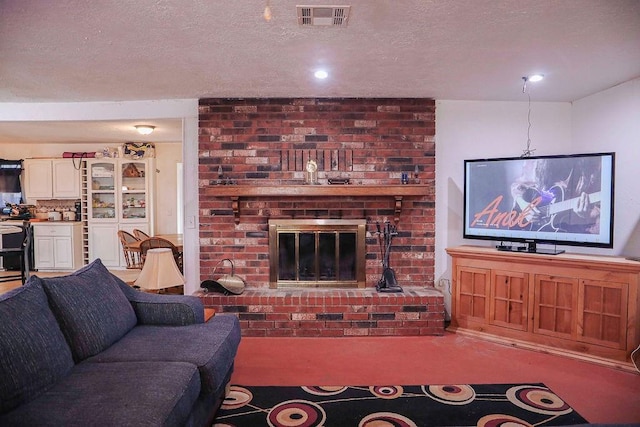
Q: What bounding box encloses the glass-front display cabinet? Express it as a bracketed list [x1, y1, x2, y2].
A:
[88, 161, 116, 221]
[120, 161, 149, 221]
[86, 158, 155, 268]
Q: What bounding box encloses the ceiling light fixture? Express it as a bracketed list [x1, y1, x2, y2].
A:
[314, 70, 328, 79]
[135, 125, 155, 135]
[521, 74, 544, 93]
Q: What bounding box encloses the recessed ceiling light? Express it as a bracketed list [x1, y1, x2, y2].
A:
[527, 74, 544, 82]
[314, 70, 328, 79]
[135, 125, 155, 135]
[263, 1, 272, 21]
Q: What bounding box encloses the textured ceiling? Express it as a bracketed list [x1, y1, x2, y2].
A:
[1, 0, 639, 144]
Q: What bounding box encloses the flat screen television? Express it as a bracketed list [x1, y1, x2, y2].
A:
[463, 152, 615, 254]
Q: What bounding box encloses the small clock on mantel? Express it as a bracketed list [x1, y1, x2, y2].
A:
[305, 159, 318, 185]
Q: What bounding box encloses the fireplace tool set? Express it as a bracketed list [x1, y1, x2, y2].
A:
[375, 221, 403, 293]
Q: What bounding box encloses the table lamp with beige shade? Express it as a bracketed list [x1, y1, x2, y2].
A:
[134, 248, 184, 291]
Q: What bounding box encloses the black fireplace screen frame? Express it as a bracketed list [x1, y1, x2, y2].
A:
[268, 219, 366, 289]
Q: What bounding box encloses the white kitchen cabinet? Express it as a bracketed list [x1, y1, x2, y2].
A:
[33, 222, 83, 270]
[23, 159, 52, 200]
[23, 158, 81, 203]
[87, 223, 152, 268]
[86, 158, 155, 268]
[52, 159, 81, 198]
[88, 224, 121, 267]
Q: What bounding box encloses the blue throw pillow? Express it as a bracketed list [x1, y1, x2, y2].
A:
[39, 259, 138, 362]
[0, 279, 74, 414]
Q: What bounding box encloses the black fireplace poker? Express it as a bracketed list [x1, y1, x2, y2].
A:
[375, 221, 403, 293]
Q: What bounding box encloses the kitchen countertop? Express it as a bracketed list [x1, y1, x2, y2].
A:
[29, 220, 82, 225]
[0, 217, 82, 225]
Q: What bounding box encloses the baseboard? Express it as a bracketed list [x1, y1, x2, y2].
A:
[448, 326, 639, 375]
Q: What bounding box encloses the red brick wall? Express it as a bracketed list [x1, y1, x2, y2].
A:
[198, 98, 436, 289]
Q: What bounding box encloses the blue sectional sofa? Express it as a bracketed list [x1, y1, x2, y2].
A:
[0, 259, 241, 427]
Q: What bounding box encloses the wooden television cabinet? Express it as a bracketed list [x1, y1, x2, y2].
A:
[446, 245, 640, 371]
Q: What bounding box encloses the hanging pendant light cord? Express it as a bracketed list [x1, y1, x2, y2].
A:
[521, 77, 536, 158]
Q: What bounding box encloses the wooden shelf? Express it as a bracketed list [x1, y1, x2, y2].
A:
[204, 185, 429, 224]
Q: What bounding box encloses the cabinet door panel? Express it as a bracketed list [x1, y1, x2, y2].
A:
[34, 237, 54, 269]
[24, 159, 53, 200]
[52, 160, 80, 198]
[53, 236, 73, 269]
[456, 267, 489, 320]
[88, 161, 117, 221]
[89, 225, 120, 267]
[120, 161, 150, 222]
[490, 270, 528, 331]
[579, 280, 628, 349]
[533, 275, 577, 339]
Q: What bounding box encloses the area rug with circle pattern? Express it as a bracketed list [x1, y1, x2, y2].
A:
[212, 383, 588, 426]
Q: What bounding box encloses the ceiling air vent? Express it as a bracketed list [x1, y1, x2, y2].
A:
[297, 5, 351, 27]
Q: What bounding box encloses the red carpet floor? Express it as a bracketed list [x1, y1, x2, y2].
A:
[229, 331, 640, 425]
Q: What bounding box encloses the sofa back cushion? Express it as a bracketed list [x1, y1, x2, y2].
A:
[0, 279, 75, 414]
[39, 259, 138, 362]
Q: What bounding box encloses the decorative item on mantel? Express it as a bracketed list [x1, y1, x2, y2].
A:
[305, 159, 318, 185]
[214, 164, 235, 185]
[328, 178, 350, 185]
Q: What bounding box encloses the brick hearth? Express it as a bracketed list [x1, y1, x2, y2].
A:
[197, 287, 445, 337]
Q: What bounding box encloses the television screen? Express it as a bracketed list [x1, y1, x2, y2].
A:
[463, 152, 615, 253]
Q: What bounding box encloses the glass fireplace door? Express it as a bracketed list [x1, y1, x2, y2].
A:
[269, 219, 366, 289]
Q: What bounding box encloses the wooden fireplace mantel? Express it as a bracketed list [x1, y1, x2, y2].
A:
[206, 184, 429, 223]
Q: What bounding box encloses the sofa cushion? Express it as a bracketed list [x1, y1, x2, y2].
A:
[38, 259, 138, 362]
[0, 279, 74, 414]
[0, 361, 201, 427]
[87, 314, 241, 395]
[115, 275, 205, 325]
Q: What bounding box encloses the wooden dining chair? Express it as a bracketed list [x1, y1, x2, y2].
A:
[0, 222, 32, 284]
[117, 230, 142, 269]
[139, 237, 183, 273]
[133, 229, 150, 240]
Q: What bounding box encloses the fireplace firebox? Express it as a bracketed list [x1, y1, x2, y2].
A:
[268, 219, 366, 289]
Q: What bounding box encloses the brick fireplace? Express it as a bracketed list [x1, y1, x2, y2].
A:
[196, 98, 444, 336]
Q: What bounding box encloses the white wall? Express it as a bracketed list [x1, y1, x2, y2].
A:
[435, 100, 572, 316]
[152, 143, 182, 234]
[572, 78, 640, 258]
